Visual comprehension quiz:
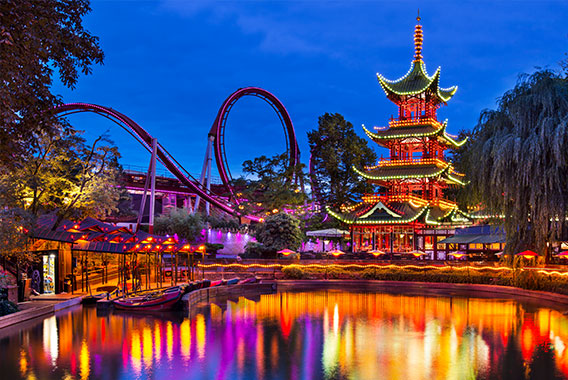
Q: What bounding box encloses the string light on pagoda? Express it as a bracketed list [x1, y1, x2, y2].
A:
[414, 10, 423, 62]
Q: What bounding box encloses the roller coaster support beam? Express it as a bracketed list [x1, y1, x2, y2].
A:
[205, 135, 213, 216]
[149, 138, 157, 233]
[195, 135, 214, 215]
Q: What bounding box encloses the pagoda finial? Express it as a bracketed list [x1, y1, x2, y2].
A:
[413, 10, 423, 62]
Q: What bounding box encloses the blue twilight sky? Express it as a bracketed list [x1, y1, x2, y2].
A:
[52, 0, 568, 178]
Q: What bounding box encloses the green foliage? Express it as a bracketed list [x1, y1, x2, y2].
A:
[454, 70, 568, 259]
[0, 208, 35, 261]
[236, 152, 307, 214]
[282, 266, 305, 279]
[308, 113, 377, 208]
[0, 299, 18, 317]
[204, 243, 224, 254]
[302, 213, 343, 237]
[154, 208, 204, 242]
[0, 0, 104, 165]
[206, 213, 240, 230]
[255, 213, 303, 253]
[0, 128, 124, 225]
[243, 241, 273, 258]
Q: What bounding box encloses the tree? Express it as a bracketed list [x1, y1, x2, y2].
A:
[236, 152, 307, 214]
[154, 208, 205, 242]
[0, 0, 103, 164]
[454, 70, 568, 261]
[255, 213, 303, 254]
[308, 113, 377, 208]
[0, 127, 123, 221]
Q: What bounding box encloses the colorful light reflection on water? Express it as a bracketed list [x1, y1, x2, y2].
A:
[2, 291, 568, 379]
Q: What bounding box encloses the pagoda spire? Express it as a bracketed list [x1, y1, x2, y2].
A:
[413, 10, 423, 62]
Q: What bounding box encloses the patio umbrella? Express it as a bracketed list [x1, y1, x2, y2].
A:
[556, 251, 568, 257]
[278, 249, 296, 256]
[328, 249, 345, 257]
[516, 250, 539, 259]
[448, 251, 467, 259]
[409, 250, 428, 258]
[368, 250, 386, 257]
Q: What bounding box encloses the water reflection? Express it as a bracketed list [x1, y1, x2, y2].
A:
[1, 291, 568, 379]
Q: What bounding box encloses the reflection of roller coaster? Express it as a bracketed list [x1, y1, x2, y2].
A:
[53, 87, 300, 220]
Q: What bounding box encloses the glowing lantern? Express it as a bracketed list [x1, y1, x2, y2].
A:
[448, 251, 467, 259]
[277, 249, 296, 256]
[516, 250, 539, 259]
[368, 250, 386, 257]
[409, 250, 427, 258]
[328, 249, 345, 257]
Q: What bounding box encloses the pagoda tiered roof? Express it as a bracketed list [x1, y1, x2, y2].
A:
[353, 158, 466, 186]
[326, 194, 475, 226]
[362, 119, 468, 148]
[377, 61, 457, 105]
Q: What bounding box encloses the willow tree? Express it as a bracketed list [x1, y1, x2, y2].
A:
[457, 70, 568, 260]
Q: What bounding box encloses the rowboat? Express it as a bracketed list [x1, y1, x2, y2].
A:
[238, 277, 259, 285]
[113, 285, 185, 311]
[223, 278, 239, 285]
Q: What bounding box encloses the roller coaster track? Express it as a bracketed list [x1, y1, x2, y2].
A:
[209, 87, 300, 203]
[53, 88, 300, 216]
[53, 103, 238, 216]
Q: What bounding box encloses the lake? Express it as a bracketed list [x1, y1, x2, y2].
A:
[1, 289, 567, 379]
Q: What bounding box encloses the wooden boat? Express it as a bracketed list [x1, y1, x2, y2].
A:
[222, 278, 239, 286]
[210, 280, 222, 287]
[112, 285, 184, 311]
[82, 286, 118, 305]
[238, 277, 259, 285]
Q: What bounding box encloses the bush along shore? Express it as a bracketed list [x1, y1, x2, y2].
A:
[281, 264, 568, 295]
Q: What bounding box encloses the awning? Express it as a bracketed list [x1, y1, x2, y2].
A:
[306, 228, 350, 238]
[438, 234, 506, 244]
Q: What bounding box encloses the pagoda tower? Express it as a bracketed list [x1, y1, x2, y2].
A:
[327, 16, 473, 257]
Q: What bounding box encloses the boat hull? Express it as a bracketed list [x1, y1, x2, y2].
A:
[113, 287, 183, 311]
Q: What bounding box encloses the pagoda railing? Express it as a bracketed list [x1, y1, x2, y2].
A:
[361, 193, 457, 209]
[387, 117, 442, 128]
[364, 157, 449, 170]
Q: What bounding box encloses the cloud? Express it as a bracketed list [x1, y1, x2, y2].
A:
[159, 0, 325, 55]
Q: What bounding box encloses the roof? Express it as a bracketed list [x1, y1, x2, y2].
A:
[353, 162, 464, 186]
[327, 197, 476, 227]
[363, 120, 468, 148]
[438, 234, 506, 244]
[377, 60, 457, 104]
[326, 201, 427, 225]
[306, 228, 350, 237]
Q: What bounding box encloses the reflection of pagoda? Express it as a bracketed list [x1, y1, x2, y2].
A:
[327, 16, 475, 258]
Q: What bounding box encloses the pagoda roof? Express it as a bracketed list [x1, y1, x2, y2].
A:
[326, 196, 475, 226]
[377, 61, 457, 104]
[327, 198, 475, 226]
[363, 120, 467, 148]
[353, 161, 465, 185]
[327, 200, 427, 225]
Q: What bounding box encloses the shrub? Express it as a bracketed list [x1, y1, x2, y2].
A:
[0, 299, 18, 316]
[282, 266, 305, 279]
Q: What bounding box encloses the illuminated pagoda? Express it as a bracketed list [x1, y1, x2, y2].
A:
[327, 16, 476, 258]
